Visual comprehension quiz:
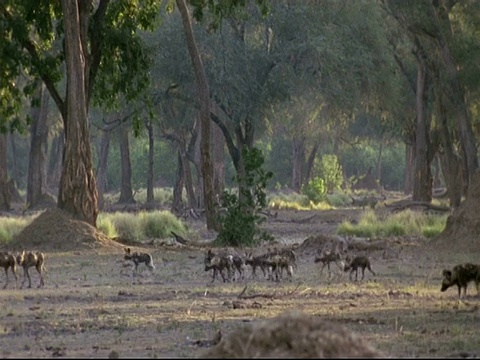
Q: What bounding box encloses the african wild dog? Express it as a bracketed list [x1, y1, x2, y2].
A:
[0, 251, 17, 289]
[441, 263, 480, 299]
[204, 249, 233, 283]
[314, 251, 344, 277]
[344, 255, 375, 281]
[16, 250, 45, 289]
[244, 252, 270, 279]
[124, 247, 155, 277]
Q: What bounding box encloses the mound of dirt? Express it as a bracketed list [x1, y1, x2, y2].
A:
[10, 208, 123, 252]
[199, 310, 384, 358]
[435, 169, 480, 253]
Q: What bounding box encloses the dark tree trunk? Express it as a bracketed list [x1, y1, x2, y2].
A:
[0, 133, 10, 211]
[58, 0, 98, 226]
[304, 141, 320, 187]
[27, 82, 49, 209]
[291, 136, 306, 192]
[47, 132, 64, 193]
[96, 128, 111, 210]
[412, 43, 432, 203]
[146, 119, 154, 204]
[117, 124, 135, 204]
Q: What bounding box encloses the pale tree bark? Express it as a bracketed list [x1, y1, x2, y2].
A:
[58, 0, 98, 226]
[176, 0, 218, 230]
[27, 82, 49, 209]
[146, 119, 154, 204]
[47, 131, 64, 193]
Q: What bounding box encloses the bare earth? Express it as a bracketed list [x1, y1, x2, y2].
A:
[1, 207, 479, 358]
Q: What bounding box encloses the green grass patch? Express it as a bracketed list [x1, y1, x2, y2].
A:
[0, 214, 38, 247]
[337, 209, 447, 238]
[98, 210, 188, 242]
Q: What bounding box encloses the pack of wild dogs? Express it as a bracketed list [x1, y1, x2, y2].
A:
[2, 245, 479, 300]
[0, 250, 46, 289]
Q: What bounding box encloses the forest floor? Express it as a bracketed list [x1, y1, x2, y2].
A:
[1, 204, 480, 358]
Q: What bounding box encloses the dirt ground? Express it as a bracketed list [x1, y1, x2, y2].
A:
[1, 206, 480, 358]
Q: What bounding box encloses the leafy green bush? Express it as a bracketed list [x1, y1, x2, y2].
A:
[317, 154, 343, 192]
[302, 177, 327, 203]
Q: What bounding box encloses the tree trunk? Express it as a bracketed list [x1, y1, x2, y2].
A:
[96, 128, 111, 210]
[146, 119, 154, 204]
[404, 143, 414, 195]
[172, 150, 185, 213]
[412, 44, 432, 203]
[117, 124, 135, 204]
[176, 0, 218, 230]
[304, 141, 320, 187]
[291, 136, 306, 191]
[58, 0, 98, 226]
[47, 131, 64, 194]
[0, 133, 10, 211]
[212, 122, 225, 200]
[27, 82, 49, 209]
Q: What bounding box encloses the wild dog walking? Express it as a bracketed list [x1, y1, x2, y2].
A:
[314, 251, 344, 277]
[16, 250, 45, 289]
[123, 247, 155, 277]
[441, 263, 480, 299]
[204, 249, 233, 283]
[344, 255, 375, 281]
[0, 251, 17, 289]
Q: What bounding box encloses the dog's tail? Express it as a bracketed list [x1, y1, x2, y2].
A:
[147, 254, 155, 271]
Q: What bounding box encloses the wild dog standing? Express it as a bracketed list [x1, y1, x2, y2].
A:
[344, 255, 375, 281]
[204, 249, 233, 283]
[441, 263, 480, 299]
[123, 247, 155, 277]
[16, 250, 45, 289]
[0, 251, 17, 289]
[244, 252, 270, 279]
[314, 251, 344, 278]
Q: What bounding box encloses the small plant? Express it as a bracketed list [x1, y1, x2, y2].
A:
[302, 177, 327, 204]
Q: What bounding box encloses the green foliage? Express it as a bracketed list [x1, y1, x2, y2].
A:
[97, 216, 118, 239]
[325, 192, 352, 207]
[216, 147, 274, 247]
[302, 177, 327, 204]
[316, 154, 343, 192]
[337, 209, 447, 238]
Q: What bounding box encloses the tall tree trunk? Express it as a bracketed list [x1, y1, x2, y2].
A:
[212, 122, 225, 200]
[58, 0, 98, 226]
[27, 82, 49, 209]
[146, 119, 154, 204]
[47, 131, 64, 193]
[404, 143, 414, 195]
[176, 0, 217, 230]
[118, 124, 135, 204]
[412, 44, 432, 203]
[291, 136, 306, 191]
[96, 128, 111, 210]
[172, 150, 185, 213]
[304, 141, 320, 187]
[0, 133, 10, 211]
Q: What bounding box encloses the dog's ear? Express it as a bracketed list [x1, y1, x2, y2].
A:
[442, 269, 452, 279]
[124, 247, 131, 254]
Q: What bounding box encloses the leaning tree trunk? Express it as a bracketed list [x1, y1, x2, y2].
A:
[58, 0, 98, 227]
[27, 82, 49, 209]
[176, 0, 218, 230]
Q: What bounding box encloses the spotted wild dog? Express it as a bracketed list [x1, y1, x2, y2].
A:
[123, 247, 155, 277]
[16, 250, 45, 289]
[314, 251, 344, 277]
[344, 255, 375, 281]
[244, 252, 271, 279]
[269, 254, 294, 282]
[204, 249, 233, 283]
[0, 251, 17, 289]
[441, 263, 480, 299]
